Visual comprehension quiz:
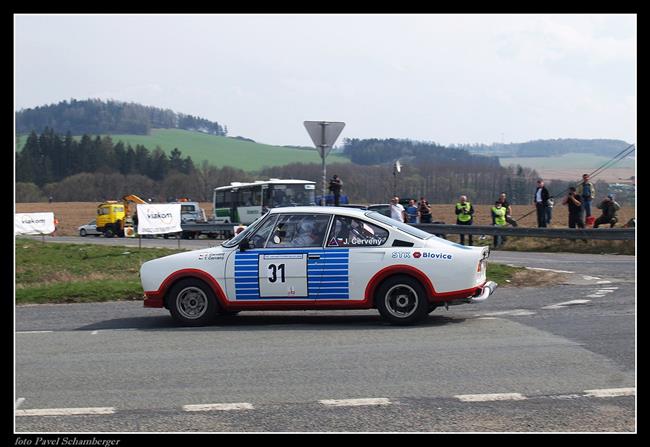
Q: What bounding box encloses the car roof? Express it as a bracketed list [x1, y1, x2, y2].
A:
[269, 206, 373, 218]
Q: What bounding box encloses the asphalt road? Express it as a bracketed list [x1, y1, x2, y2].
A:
[15, 237, 636, 433]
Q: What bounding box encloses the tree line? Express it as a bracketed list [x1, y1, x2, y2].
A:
[16, 129, 622, 206]
[341, 138, 501, 168]
[16, 128, 196, 187]
[16, 98, 227, 136]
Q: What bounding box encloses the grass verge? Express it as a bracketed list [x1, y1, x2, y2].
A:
[15, 238, 525, 304]
[15, 239, 184, 304]
[445, 235, 635, 255]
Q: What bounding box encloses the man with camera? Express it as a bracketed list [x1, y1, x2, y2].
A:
[328, 174, 343, 206]
[562, 186, 585, 229]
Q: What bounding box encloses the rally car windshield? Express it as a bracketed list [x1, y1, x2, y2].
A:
[221, 214, 267, 248]
[365, 211, 434, 240]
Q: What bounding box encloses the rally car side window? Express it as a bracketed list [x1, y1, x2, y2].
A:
[268, 214, 331, 248]
[326, 216, 389, 247]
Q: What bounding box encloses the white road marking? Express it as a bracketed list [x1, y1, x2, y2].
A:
[16, 331, 53, 334]
[482, 310, 536, 317]
[596, 280, 612, 284]
[183, 403, 254, 412]
[582, 275, 602, 281]
[595, 289, 615, 293]
[584, 388, 635, 398]
[455, 393, 527, 402]
[91, 331, 99, 335]
[319, 398, 392, 407]
[15, 398, 25, 409]
[586, 294, 606, 298]
[525, 267, 574, 274]
[16, 407, 116, 417]
[542, 299, 591, 310]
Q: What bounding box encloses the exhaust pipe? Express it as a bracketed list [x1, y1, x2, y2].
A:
[470, 281, 498, 303]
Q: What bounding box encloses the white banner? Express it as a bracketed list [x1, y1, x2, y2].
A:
[136, 203, 182, 235]
[15, 212, 55, 235]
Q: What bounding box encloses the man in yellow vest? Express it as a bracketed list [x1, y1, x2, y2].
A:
[491, 201, 507, 248]
[455, 195, 474, 245]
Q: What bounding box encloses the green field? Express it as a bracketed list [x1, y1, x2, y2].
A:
[16, 128, 350, 172]
[500, 152, 635, 170]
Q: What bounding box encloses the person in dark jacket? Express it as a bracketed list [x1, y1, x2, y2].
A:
[593, 194, 620, 228]
[562, 186, 584, 229]
[328, 175, 343, 206]
[533, 179, 551, 228]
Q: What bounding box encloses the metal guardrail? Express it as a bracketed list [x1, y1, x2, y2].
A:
[179, 222, 635, 241]
[413, 224, 635, 241]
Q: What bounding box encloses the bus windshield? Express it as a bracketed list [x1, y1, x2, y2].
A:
[269, 184, 316, 207]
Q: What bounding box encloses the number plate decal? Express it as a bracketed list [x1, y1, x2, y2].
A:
[258, 254, 308, 298]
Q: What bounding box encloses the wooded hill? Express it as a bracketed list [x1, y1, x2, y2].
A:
[16, 98, 227, 136]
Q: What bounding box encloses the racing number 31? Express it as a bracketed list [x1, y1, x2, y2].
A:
[268, 263, 285, 283]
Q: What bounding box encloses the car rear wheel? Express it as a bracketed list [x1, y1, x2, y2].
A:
[375, 275, 430, 325]
[79, 229, 87, 237]
[167, 278, 219, 326]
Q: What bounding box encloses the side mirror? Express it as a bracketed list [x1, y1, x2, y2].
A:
[239, 238, 253, 251]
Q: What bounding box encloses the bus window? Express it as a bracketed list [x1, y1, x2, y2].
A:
[240, 188, 261, 206]
[215, 191, 232, 209]
[271, 184, 314, 206]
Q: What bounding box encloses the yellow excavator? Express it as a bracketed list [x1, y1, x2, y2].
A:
[96, 194, 147, 238]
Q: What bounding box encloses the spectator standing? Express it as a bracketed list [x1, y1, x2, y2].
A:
[491, 201, 507, 248]
[328, 175, 343, 206]
[390, 197, 405, 223]
[455, 195, 474, 245]
[418, 197, 432, 223]
[562, 186, 585, 229]
[405, 199, 418, 224]
[576, 174, 596, 218]
[496, 192, 518, 227]
[593, 194, 620, 228]
[533, 179, 550, 228]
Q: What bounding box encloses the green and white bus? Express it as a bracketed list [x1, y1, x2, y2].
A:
[213, 179, 317, 224]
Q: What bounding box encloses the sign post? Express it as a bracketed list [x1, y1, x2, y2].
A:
[303, 121, 345, 205]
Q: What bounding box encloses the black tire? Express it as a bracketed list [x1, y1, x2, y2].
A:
[79, 229, 87, 237]
[104, 228, 114, 238]
[167, 278, 220, 326]
[375, 275, 430, 325]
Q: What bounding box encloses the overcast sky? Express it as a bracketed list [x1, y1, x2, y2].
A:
[15, 14, 636, 147]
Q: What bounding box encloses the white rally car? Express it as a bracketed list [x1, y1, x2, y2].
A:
[140, 207, 497, 326]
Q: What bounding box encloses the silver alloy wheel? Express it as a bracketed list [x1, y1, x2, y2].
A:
[384, 284, 419, 318]
[176, 286, 209, 320]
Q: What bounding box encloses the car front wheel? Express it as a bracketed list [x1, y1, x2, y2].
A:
[167, 278, 219, 326]
[79, 229, 87, 237]
[375, 275, 430, 325]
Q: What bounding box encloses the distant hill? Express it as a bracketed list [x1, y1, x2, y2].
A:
[15, 98, 227, 136]
[453, 138, 632, 158]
